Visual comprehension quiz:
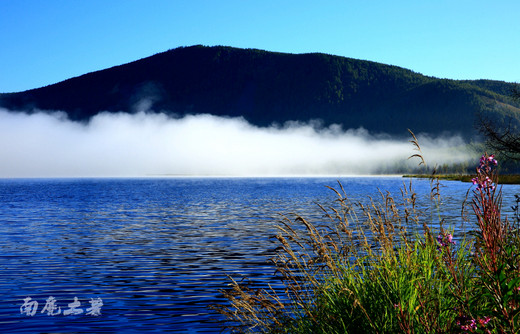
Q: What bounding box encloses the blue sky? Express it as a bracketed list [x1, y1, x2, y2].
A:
[1, 0, 519, 93]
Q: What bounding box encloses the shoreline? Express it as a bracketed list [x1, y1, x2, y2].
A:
[403, 174, 520, 184]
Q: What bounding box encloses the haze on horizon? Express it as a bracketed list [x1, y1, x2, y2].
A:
[0, 108, 474, 178]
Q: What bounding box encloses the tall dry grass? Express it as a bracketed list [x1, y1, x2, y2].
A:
[212, 134, 520, 333]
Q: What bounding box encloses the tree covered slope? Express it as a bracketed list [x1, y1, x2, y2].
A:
[1, 45, 518, 139]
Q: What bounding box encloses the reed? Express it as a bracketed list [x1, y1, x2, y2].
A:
[213, 142, 520, 333]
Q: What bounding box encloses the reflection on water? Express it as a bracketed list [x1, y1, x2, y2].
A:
[0, 177, 518, 333]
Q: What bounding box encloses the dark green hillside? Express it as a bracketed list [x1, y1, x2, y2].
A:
[1, 45, 519, 138]
[460, 79, 517, 96]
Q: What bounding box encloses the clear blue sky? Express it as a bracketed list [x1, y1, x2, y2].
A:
[1, 0, 519, 93]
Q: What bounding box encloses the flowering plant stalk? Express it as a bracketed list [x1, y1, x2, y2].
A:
[468, 154, 520, 333]
[213, 152, 520, 333]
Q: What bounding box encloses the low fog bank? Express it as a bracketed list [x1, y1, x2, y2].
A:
[0, 109, 476, 177]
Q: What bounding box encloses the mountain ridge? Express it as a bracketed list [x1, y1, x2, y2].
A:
[1, 45, 519, 139]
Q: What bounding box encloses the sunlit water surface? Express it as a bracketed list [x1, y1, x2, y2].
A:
[0, 177, 518, 333]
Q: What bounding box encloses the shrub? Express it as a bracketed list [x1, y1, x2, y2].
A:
[213, 153, 520, 333]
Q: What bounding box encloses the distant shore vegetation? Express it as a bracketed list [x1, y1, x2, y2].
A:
[404, 173, 520, 184]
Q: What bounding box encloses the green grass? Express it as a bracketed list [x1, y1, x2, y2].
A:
[214, 155, 520, 333]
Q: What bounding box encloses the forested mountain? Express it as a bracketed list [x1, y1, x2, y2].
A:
[1, 45, 519, 139]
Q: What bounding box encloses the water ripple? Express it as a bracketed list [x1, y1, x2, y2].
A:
[0, 177, 518, 332]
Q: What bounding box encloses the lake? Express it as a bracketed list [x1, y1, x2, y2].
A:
[1, 177, 519, 333]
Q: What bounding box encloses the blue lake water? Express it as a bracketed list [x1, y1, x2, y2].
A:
[0, 177, 518, 333]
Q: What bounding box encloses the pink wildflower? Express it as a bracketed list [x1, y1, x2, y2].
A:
[436, 233, 455, 249]
[473, 154, 498, 191]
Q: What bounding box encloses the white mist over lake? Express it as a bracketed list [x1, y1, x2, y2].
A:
[0, 109, 474, 177]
